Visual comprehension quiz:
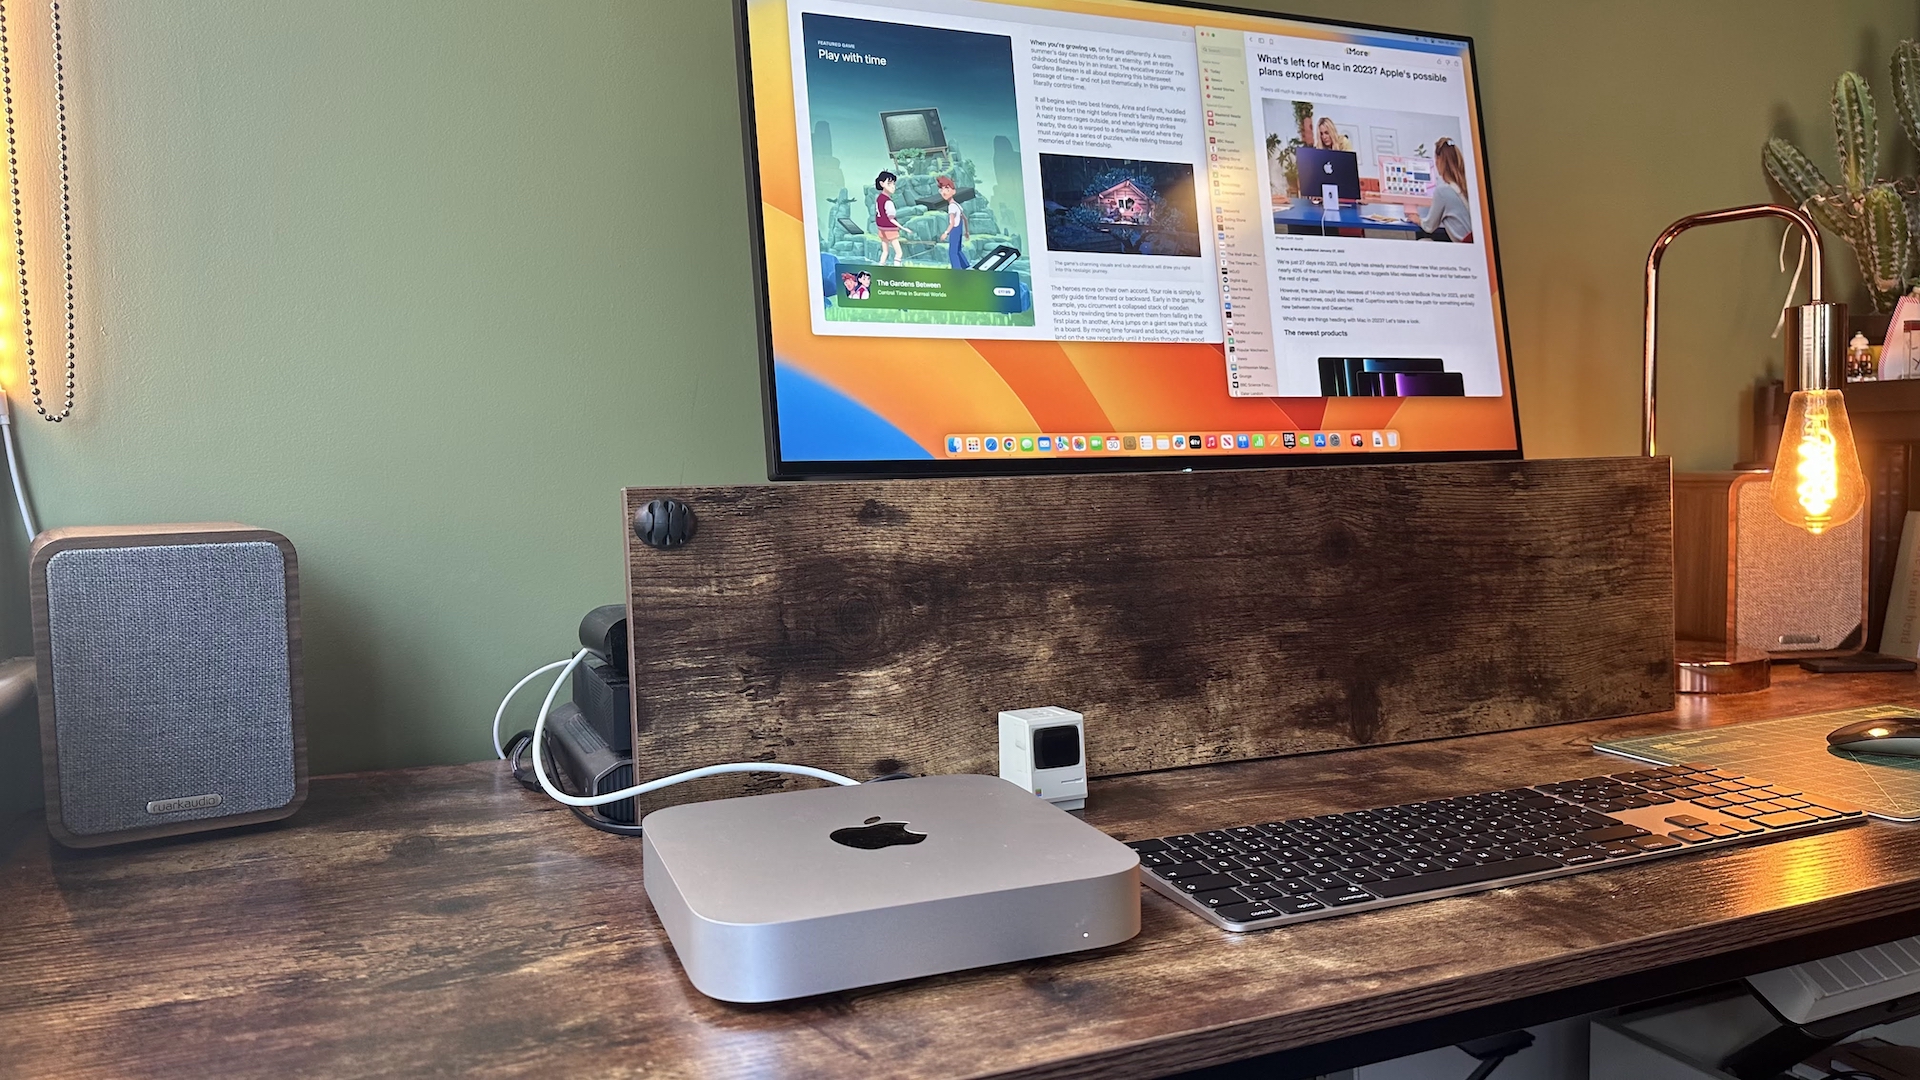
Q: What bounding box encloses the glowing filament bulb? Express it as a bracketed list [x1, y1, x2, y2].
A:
[1770, 389, 1864, 535]
[1794, 395, 1838, 526]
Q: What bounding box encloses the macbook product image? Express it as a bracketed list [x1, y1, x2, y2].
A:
[642, 773, 1140, 1002]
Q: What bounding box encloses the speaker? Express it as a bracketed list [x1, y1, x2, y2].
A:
[32, 524, 306, 847]
[1674, 472, 1867, 655]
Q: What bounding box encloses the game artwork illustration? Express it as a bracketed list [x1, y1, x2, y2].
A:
[801, 13, 1033, 326]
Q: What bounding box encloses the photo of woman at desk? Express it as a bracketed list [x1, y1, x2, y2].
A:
[1416, 137, 1474, 243]
[1267, 99, 1472, 242]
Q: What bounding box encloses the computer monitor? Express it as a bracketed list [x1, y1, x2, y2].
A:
[1295, 148, 1361, 205]
[735, 0, 1520, 479]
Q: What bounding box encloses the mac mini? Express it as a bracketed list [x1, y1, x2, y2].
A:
[641, 773, 1140, 1002]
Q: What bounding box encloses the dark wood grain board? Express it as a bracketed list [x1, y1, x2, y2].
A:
[624, 459, 1674, 795]
[4, 668, 1920, 1080]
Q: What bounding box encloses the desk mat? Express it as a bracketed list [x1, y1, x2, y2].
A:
[1596, 705, 1920, 822]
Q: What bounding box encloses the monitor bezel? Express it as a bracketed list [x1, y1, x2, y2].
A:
[733, 0, 1525, 481]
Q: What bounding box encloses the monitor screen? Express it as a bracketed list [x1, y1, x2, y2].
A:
[736, 0, 1522, 478]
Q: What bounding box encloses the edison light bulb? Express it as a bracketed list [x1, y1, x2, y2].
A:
[1769, 388, 1865, 535]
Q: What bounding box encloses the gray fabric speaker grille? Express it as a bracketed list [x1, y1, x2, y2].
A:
[1733, 481, 1865, 652]
[48, 542, 295, 835]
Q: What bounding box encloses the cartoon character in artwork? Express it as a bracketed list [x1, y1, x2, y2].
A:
[839, 271, 871, 299]
[937, 175, 968, 269]
[873, 171, 904, 266]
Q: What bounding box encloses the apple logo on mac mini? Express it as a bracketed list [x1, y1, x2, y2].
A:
[830, 815, 928, 850]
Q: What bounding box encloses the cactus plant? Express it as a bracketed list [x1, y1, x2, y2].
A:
[1763, 47, 1920, 312]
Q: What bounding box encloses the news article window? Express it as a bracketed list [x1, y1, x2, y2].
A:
[744, 0, 1520, 474]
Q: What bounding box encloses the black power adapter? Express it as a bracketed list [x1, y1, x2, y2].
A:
[575, 604, 633, 754]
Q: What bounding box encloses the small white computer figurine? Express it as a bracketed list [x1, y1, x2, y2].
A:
[999, 707, 1087, 810]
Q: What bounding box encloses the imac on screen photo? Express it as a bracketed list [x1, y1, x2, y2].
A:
[734, 0, 1522, 478]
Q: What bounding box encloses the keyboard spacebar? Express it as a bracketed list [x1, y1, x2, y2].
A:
[1367, 855, 1566, 899]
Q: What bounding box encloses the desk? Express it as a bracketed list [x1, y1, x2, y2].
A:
[1273, 198, 1424, 236]
[7, 668, 1920, 1079]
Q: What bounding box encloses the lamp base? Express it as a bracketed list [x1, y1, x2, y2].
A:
[1675, 640, 1772, 694]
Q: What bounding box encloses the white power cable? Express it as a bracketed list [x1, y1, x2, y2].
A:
[0, 390, 34, 540]
[1770, 207, 1811, 340]
[496, 647, 860, 811]
[491, 655, 575, 759]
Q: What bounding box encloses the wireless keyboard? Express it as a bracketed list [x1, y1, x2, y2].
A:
[1128, 764, 1866, 931]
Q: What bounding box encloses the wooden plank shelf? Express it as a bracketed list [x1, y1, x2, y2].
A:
[624, 458, 1675, 805]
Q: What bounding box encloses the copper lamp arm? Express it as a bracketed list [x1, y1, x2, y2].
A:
[1642, 204, 1824, 458]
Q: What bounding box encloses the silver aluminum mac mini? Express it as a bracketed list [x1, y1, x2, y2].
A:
[642, 773, 1140, 1002]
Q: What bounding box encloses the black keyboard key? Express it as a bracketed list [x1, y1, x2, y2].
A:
[1367, 855, 1563, 898]
[1128, 839, 1172, 853]
[1139, 852, 1174, 869]
[1557, 847, 1606, 864]
[1275, 878, 1316, 895]
[1310, 885, 1376, 907]
[1189, 887, 1243, 908]
[1599, 842, 1642, 858]
[1574, 824, 1651, 844]
[1669, 829, 1712, 843]
[1172, 874, 1241, 894]
[1215, 901, 1283, 923]
[1629, 834, 1682, 851]
[1236, 882, 1286, 901]
[1341, 868, 1385, 884]
[1753, 809, 1817, 828]
[1270, 896, 1326, 915]
[1231, 867, 1277, 885]
[1200, 857, 1244, 873]
[1152, 861, 1213, 881]
[1663, 814, 1708, 828]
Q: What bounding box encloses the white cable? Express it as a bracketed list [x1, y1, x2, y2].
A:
[518, 648, 860, 809]
[1770, 207, 1810, 340]
[492, 655, 575, 759]
[0, 391, 35, 540]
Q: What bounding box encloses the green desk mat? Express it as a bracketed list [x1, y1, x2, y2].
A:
[1596, 704, 1920, 822]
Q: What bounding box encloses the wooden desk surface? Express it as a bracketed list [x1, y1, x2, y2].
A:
[8, 668, 1920, 1080]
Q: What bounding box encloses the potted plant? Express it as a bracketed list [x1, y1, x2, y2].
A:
[1763, 42, 1920, 331]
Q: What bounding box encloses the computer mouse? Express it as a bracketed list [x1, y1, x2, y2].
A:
[1827, 715, 1920, 756]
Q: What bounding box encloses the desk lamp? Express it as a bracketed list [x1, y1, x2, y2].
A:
[1644, 204, 1861, 692]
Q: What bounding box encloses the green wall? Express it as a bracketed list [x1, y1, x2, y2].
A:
[2, 0, 1917, 805]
